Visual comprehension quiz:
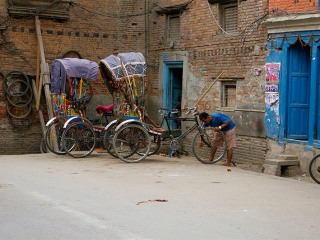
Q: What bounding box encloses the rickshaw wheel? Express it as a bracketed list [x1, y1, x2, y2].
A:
[102, 121, 118, 158]
[62, 121, 96, 158]
[137, 133, 161, 156]
[45, 118, 68, 155]
[113, 124, 150, 163]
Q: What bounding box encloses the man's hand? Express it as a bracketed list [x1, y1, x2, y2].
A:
[214, 127, 221, 132]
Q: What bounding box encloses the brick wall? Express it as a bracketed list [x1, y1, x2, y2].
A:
[0, 0, 147, 154]
[180, 132, 267, 165]
[147, 0, 268, 106]
[269, 0, 318, 13]
[0, 0, 270, 165]
[146, 0, 269, 164]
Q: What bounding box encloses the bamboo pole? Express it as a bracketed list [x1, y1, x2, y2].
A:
[35, 16, 54, 120]
[194, 70, 224, 107]
[36, 45, 40, 90]
[36, 70, 43, 110]
[31, 79, 46, 136]
[120, 60, 135, 103]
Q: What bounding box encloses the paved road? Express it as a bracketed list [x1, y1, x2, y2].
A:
[0, 152, 319, 240]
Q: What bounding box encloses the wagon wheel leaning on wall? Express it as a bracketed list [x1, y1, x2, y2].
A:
[4, 70, 35, 128]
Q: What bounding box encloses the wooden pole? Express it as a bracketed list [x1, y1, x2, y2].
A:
[36, 70, 43, 110]
[31, 79, 46, 136]
[194, 70, 224, 107]
[120, 60, 135, 103]
[36, 45, 40, 90]
[35, 16, 54, 120]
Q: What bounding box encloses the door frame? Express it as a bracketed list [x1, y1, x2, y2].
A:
[163, 61, 183, 110]
[279, 41, 318, 147]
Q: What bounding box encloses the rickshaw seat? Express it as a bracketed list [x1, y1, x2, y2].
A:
[96, 104, 114, 114]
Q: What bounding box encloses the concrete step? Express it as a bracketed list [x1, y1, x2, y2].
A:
[278, 154, 298, 160]
[264, 159, 299, 166]
[262, 156, 301, 177]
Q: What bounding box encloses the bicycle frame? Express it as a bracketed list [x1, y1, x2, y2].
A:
[161, 107, 205, 144]
[164, 115, 200, 140]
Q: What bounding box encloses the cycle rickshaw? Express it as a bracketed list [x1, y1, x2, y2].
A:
[44, 58, 101, 157]
[99, 52, 158, 162]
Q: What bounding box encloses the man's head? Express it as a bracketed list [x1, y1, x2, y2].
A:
[199, 112, 212, 124]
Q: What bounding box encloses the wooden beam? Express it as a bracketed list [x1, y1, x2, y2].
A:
[31, 79, 46, 136]
[35, 16, 54, 120]
[194, 70, 224, 107]
[36, 45, 40, 90]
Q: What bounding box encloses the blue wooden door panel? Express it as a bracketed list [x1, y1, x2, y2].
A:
[287, 45, 310, 139]
[318, 73, 320, 139]
[163, 62, 183, 130]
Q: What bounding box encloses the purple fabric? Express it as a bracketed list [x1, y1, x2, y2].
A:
[99, 52, 146, 81]
[51, 58, 99, 94]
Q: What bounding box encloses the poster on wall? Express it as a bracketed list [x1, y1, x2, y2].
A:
[265, 63, 280, 83]
[265, 63, 280, 124]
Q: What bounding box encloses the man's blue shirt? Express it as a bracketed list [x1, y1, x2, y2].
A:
[203, 113, 235, 131]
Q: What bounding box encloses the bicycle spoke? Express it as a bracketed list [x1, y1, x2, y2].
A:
[113, 124, 150, 163]
[192, 128, 227, 164]
[62, 122, 96, 158]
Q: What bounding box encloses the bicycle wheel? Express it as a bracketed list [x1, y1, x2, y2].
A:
[113, 124, 150, 163]
[192, 128, 227, 164]
[62, 121, 96, 158]
[309, 154, 320, 184]
[147, 133, 161, 156]
[45, 119, 67, 155]
[102, 121, 118, 158]
[136, 131, 161, 156]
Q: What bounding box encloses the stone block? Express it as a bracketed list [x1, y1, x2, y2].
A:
[262, 164, 281, 176]
[264, 159, 299, 166]
[279, 154, 298, 160]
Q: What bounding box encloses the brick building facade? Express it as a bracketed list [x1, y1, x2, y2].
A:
[0, 0, 269, 166]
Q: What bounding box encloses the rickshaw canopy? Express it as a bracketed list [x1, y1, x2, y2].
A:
[99, 52, 146, 81]
[51, 58, 99, 94]
[99, 52, 147, 119]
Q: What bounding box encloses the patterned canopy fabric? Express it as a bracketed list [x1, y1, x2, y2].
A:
[51, 58, 99, 94]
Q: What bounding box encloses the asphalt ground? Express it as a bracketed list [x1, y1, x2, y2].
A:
[0, 152, 319, 240]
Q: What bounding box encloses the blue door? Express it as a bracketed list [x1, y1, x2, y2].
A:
[163, 62, 183, 129]
[317, 56, 320, 140]
[287, 44, 311, 139]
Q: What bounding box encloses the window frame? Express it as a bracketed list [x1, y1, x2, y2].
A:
[166, 14, 181, 44]
[219, 1, 238, 34]
[220, 80, 237, 108]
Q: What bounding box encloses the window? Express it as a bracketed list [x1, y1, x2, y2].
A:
[221, 81, 237, 108]
[220, 2, 238, 33]
[167, 15, 180, 43]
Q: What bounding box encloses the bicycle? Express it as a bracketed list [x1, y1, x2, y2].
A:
[147, 106, 228, 164]
[309, 154, 320, 184]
